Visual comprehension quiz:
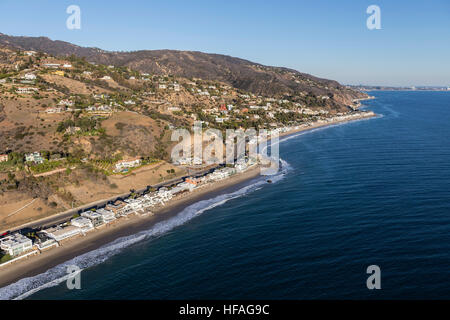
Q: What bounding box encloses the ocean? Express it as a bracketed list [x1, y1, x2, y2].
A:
[1, 91, 450, 299]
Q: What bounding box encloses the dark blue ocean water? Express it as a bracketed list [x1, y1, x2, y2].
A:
[3, 91, 450, 299]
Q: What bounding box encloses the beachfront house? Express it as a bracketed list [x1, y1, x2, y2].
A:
[35, 232, 57, 251]
[169, 183, 190, 196]
[0, 233, 33, 256]
[81, 211, 104, 227]
[153, 189, 173, 205]
[207, 167, 235, 182]
[71, 217, 94, 232]
[95, 208, 116, 223]
[122, 198, 147, 215]
[119, 204, 137, 216]
[43, 226, 82, 242]
[105, 201, 127, 216]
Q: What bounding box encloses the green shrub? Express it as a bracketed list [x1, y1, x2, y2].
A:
[0, 253, 12, 264]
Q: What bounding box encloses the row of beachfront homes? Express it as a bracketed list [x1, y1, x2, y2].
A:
[0, 161, 255, 262]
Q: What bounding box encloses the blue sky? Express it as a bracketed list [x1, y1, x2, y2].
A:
[1, 0, 449, 86]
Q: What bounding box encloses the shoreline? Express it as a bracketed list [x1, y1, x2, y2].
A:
[0, 111, 377, 291]
[0, 165, 263, 289]
[277, 111, 377, 140]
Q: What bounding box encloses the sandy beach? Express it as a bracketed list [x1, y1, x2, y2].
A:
[277, 112, 376, 139]
[0, 165, 263, 289]
[0, 111, 376, 290]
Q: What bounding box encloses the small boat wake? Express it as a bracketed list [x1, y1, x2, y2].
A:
[0, 160, 291, 300]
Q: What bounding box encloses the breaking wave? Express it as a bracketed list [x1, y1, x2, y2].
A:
[0, 161, 290, 300]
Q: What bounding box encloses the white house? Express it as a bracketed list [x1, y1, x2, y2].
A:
[58, 99, 74, 107]
[43, 63, 60, 68]
[0, 233, 33, 256]
[24, 73, 36, 80]
[81, 211, 104, 227]
[25, 152, 44, 164]
[96, 208, 116, 223]
[71, 217, 94, 232]
[97, 105, 112, 112]
[115, 158, 142, 171]
[16, 87, 38, 94]
[43, 226, 81, 242]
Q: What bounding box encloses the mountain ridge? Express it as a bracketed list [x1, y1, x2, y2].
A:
[0, 32, 367, 106]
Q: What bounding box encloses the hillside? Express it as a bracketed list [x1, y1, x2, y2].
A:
[0, 36, 372, 230]
[0, 33, 367, 107]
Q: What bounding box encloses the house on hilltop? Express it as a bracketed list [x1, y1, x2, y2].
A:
[25, 152, 44, 164]
[115, 158, 142, 172]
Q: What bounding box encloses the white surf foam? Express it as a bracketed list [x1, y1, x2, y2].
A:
[0, 162, 291, 300]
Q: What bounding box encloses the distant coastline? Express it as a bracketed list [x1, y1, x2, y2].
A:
[354, 86, 450, 92]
